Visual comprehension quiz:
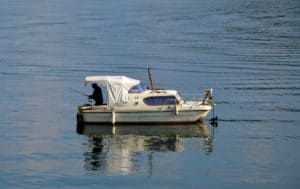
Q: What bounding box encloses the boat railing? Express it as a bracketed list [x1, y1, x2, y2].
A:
[181, 93, 203, 101]
[181, 90, 213, 105]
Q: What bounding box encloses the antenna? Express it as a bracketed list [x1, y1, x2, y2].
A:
[147, 65, 154, 90]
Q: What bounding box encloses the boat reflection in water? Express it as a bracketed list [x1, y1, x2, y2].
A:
[78, 122, 214, 175]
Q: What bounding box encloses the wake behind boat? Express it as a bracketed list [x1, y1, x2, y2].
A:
[77, 72, 214, 125]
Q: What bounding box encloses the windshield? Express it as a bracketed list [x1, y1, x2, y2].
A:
[129, 84, 144, 93]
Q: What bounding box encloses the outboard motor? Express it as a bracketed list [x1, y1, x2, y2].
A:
[202, 89, 214, 105]
[202, 89, 218, 127]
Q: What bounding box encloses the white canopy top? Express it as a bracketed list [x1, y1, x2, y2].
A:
[85, 76, 141, 107]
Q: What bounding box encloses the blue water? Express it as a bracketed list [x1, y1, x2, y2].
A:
[0, 0, 299, 188]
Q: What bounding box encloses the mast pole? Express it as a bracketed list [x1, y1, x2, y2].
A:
[147, 65, 154, 90]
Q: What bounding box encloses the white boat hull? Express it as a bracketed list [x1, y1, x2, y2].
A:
[78, 105, 211, 124]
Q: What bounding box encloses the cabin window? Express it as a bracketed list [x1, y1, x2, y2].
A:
[143, 96, 177, 106]
[129, 84, 144, 93]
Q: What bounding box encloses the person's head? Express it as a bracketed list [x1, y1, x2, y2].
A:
[92, 83, 98, 89]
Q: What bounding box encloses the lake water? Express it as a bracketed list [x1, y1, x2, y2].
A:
[0, 0, 299, 188]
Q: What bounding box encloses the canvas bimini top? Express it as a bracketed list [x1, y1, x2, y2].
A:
[85, 76, 141, 107]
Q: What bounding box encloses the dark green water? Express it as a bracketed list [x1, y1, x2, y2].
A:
[0, 0, 299, 188]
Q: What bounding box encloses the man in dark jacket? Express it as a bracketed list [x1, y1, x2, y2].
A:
[89, 83, 103, 105]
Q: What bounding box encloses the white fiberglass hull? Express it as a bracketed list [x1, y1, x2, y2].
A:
[78, 105, 211, 124]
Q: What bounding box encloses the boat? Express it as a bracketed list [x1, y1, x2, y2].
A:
[77, 71, 214, 125]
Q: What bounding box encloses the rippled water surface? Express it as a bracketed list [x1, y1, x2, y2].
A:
[1, 0, 299, 188]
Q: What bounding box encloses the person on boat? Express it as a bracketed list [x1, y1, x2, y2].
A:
[88, 83, 103, 105]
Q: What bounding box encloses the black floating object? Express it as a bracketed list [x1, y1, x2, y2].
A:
[210, 116, 218, 127]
